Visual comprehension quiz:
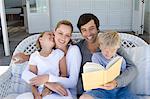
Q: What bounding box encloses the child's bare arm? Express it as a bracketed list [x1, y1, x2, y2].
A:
[59, 56, 67, 77]
[29, 65, 38, 75]
[29, 65, 42, 99]
[32, 85, 41, 99]
[31, 85, 38, 95]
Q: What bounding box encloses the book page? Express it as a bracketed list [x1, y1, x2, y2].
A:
[83, 62, 105, 73]
[104, 57, 122, 83]
[106, 56, 122, 69]
[82, 57, 122, 91]
[82, 70, 104, 90]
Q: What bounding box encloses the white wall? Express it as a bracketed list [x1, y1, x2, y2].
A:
[50, 0, 133, 32]
[144, 0, 150, 33]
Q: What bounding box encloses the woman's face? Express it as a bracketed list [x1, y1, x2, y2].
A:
[54, 24, 72, 49]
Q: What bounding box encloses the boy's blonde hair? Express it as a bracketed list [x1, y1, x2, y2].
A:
[98, 31, 121, 49]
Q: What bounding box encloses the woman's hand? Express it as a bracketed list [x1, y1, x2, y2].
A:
[30, 74, 49, 86]
[12, 52, 29, 64]
[98, 80, 117, 90]
[45, 82, 68, 96]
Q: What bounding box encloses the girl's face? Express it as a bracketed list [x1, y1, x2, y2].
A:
[39, 32, 55, 50]
[54, 24, 72, 49]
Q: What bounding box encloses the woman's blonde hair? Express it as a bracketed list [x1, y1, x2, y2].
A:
[55, 20, 73, 33]
[98, 31, 121, 49]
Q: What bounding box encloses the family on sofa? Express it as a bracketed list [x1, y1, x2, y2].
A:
[8, 13, 141, 99]
[0, 13, 150, 99]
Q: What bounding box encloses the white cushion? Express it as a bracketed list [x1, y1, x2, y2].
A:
[125, 45, 150, 95]
[137, 96, 150, 99]
[4, 94, 19, 99]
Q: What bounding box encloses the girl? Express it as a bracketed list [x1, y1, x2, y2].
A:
[26, 31, 67, 99]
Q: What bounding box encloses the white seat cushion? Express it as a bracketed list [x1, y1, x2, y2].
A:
[4, 94, 19, 99]
[137, 96, 150, 99]
[125, 45, 150, 95]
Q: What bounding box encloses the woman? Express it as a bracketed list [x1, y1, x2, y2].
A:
[15, 20, 81, 99]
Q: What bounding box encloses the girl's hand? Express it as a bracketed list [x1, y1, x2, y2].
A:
[45, 82, 68, 96]
[12, 52, 29, 64]
[30, 74, 49, 86]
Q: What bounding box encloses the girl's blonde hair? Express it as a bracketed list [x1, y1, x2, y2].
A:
[98, 31, 121, 49]
[36, 32, 48, 51]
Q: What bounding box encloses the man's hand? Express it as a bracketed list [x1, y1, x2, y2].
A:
[12, 52, 29, 64]
[98, 80, 117, 90]
[45, 82, 68, 96]
[30, 74, 49, 86]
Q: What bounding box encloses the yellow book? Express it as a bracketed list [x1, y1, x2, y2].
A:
[82, 56, 123, 91]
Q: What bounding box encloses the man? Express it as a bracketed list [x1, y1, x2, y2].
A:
[76, 13, 137, 99]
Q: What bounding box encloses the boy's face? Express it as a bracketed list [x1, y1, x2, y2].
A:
[101, 47, 118, 60]
[80, 20, 98, 43]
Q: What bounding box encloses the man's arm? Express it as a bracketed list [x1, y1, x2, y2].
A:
[116, 47, 138, 88]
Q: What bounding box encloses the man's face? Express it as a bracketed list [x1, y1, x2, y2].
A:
[80, 20, 98, 43]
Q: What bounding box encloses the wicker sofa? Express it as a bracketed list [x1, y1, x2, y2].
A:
[0, 33, 149, 99]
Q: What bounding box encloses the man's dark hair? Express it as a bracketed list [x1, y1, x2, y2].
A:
[77, 13, 100, 32]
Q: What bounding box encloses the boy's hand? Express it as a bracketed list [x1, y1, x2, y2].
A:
[99, 80, 117, 90]
[41, 86, 52, 97]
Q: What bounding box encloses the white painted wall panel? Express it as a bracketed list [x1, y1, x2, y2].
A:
[50, 0, 133, 32]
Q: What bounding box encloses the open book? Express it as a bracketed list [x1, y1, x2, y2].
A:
[82, 56, 123, 91]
